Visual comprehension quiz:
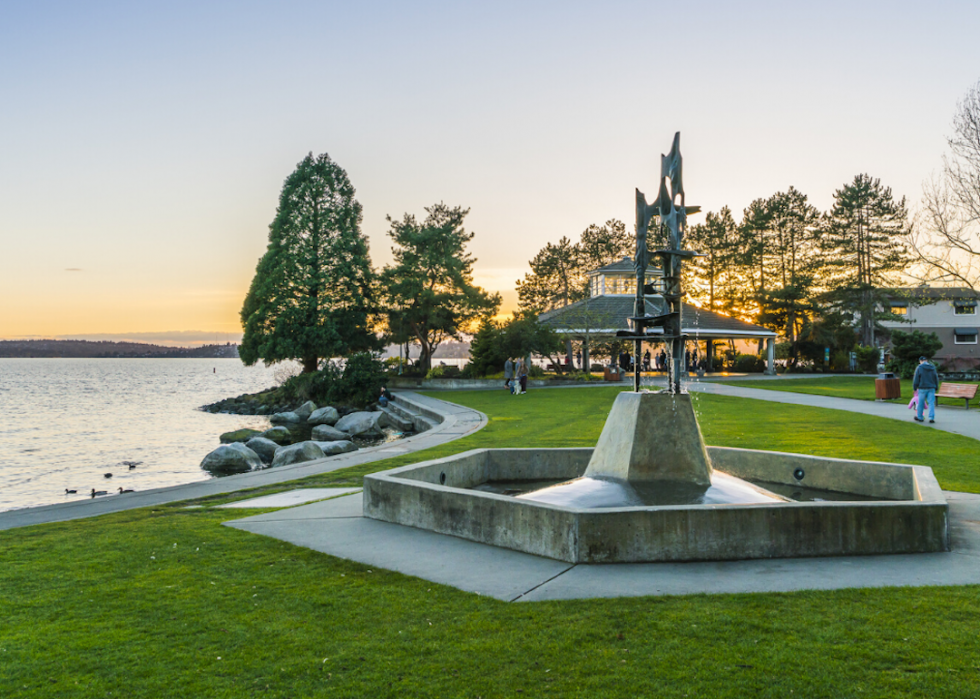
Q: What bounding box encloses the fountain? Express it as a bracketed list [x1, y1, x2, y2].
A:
[363, 134, 949, 563]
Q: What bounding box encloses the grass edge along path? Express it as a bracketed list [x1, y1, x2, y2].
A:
[726, 375, 980, 408]
[3, 387, 980, 697]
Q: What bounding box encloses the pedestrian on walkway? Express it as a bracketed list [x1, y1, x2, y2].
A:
[517, 357, 529, 394]
[912, 356, 939, 423]
[504, 357, 514, 393]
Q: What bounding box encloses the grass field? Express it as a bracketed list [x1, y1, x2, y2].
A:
[726, 375, 980, 408]
[3, 387, 980, 698]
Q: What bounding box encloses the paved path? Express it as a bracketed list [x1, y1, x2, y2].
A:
[0, 391, 486, 531]
[226, 489, 980, 601]
[684, 379, 980, 441]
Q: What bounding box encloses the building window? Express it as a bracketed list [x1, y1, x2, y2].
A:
[605, 275, 637, 295]
[890, 305, 908, 316]
[954, 328, 978, 344]
[954, 302, 977, 316]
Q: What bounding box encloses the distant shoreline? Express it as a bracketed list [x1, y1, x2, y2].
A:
[0, 339, 239, 359]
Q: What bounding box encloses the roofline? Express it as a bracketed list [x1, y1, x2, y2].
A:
[552, 327, 777, 338]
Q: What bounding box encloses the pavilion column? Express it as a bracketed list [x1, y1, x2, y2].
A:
[764, 338, 776, 375]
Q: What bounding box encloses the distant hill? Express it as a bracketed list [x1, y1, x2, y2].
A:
[0, 339, 240, 359]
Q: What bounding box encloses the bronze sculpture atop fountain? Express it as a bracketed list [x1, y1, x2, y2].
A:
[621, 131, 701, 394]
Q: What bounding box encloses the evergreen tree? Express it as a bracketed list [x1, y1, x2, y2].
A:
[757, 187, 824, 360]
[516, 236, 584, 312]
[380, 203, 500, 373]
[240, 153, 375, 374]
[578, 219, 633, 274]
[517, 219, 634, 312]
[686, 207, 741, 314]
[822, 174, 911, 345]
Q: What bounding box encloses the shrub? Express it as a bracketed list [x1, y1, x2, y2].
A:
[332, 353, 387, 407]
[886, 330, 943, 379]
[279, 364, 339, 403]
[733, 353, 765, 373]
[426, 365, 462, 379]
[854, 345, 881, 373]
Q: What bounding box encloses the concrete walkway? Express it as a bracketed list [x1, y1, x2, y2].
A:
[226, 489, 980, 601]
[685, 379, 980, 441]
[224, 377, 980, 600]
[0, 391, 486, 531]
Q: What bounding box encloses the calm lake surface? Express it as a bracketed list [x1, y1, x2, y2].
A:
[0, 359, 280, 512]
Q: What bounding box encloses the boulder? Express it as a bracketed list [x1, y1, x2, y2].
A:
[293, 401, 318, 421]
[200, 443, 263, 474]
[245, 436, 280, 464]
[271, 441, 325, 468]
[315, 440, 358, 456]
[219, 428, 262, 444]
[260, 426, 292, 445]
[269, 411, 302, 425]
[311, 424, 348, 441]
[308, 406, 340, 426]
[334, 411, 385, 437]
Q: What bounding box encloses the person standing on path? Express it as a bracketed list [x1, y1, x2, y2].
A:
[504, 358, 514, 392]
[517, 357, 529, 395]
[912, 356, 939, 423]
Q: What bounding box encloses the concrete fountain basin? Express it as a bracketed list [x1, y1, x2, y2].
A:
[363, 446, 949, 563]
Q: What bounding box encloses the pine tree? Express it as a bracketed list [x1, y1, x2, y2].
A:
[239, 153, 375, 374]
[686, 207, 741, 314]
[822, 174, 911, 345]
[516, 236, 584, 312]
[380, 203, 500, 373]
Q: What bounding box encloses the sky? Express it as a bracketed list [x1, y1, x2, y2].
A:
[1, 0, 979, 344]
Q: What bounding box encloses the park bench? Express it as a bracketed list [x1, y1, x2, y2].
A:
[936, 382, 979, 410]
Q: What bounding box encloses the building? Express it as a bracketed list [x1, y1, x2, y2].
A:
[880, 287, 980, 370]
[538, 257, 778, 372]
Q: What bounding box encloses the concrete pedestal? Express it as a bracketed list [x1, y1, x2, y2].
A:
[584, 392, 712, 486]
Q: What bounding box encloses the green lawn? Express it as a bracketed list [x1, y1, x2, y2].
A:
[726, 375, 980, 408]
[3, 387, 980, 698]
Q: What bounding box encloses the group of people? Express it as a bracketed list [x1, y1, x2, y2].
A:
[504, 357, 530, 395]
[620, 349, 671, 373]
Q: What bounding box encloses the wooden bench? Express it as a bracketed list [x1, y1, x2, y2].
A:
[936, 382, 979, 410]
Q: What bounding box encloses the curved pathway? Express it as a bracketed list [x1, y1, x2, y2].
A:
[686, 379, 980, 441]
[0, 391, 487, 532]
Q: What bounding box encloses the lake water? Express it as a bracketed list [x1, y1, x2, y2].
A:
[0, 359, 280, 512]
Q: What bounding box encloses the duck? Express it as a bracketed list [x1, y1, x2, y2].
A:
[65, 488, 77, 494]
[117, 487, 134, 493]
[104, 473, 113, 478]
[91, 488, 108, 497]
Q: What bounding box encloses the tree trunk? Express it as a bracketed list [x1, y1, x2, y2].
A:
[302, 355, 319, 374]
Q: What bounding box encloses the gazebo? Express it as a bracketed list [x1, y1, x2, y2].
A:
[539, 257, 777, 373]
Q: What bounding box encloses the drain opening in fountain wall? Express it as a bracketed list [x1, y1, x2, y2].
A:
[439, 472, 447, 485]
[793, 468, 805, 481]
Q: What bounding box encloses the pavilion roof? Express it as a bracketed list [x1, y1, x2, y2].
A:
[538, 295, 776, 339]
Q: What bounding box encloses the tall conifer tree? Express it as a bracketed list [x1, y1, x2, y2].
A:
[822, 174, 911, 345]
[240, 153, 375, 373]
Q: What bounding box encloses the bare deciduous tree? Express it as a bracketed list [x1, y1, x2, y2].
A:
[910, 80, 980, 292]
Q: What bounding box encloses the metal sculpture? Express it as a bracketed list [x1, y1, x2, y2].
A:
[620, 132, 700, 393]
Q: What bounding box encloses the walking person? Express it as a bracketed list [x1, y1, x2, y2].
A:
[517, 357, 529, 394]
[504, 357, 514, 393]
[912, 355, 939, 423]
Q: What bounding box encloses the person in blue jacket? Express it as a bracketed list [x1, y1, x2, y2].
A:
[912, 356, 939, 423]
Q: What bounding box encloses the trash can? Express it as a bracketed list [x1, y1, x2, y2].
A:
[604, 366, 623, 382]
[875, 372, 901, 400]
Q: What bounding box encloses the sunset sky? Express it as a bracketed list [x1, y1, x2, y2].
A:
[2, 1, 978, 344]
